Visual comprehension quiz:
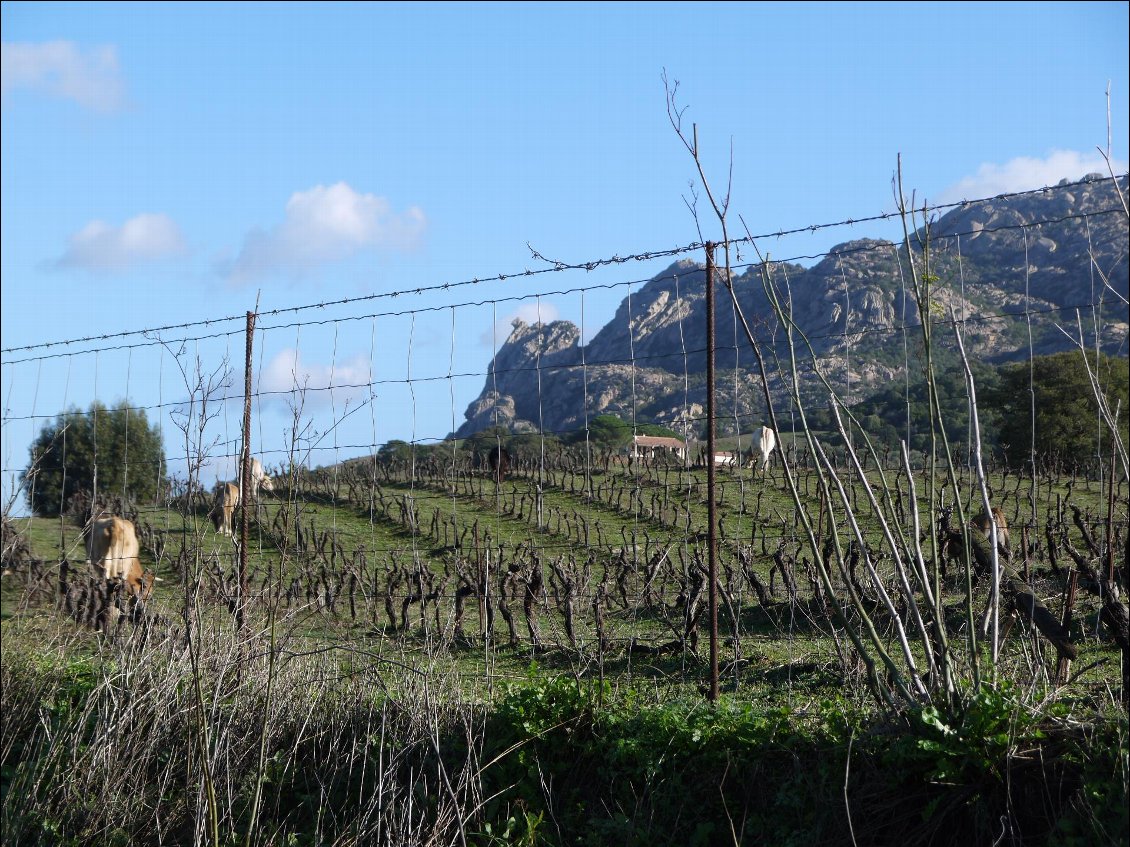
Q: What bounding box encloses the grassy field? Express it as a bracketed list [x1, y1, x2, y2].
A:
[2, 455, 1127, 845]
[5, 455, 1124, 696]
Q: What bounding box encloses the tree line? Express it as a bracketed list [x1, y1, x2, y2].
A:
[17, 352, 1128, 517]
[807, 351, 1128, 472]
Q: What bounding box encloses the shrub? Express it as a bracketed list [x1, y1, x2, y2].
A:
[22, 400, 167, 516]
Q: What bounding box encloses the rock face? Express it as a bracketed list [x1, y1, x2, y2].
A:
[458, 319, 584, 434]
[455, 175, 1128, 439]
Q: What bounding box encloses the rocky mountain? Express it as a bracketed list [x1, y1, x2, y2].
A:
[456, 174, 1129, 440]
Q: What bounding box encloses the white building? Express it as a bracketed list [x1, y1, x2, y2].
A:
[630, 435, 687, 462]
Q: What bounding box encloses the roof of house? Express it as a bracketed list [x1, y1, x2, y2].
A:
[632, 435, 686, 449]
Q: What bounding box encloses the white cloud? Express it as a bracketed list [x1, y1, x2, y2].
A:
[222, 182, 426, 282]
[1, 41, 126, 112]
[480, 302, 561, 347]
[937, 150, 1129, 205]
[55, 213, 186, 271]
[258, 348, 373, 411]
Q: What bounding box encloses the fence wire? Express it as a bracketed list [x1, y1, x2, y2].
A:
[2, 174, 1127, 697]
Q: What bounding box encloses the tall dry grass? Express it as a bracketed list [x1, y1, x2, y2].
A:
[1, 611, 491, 847]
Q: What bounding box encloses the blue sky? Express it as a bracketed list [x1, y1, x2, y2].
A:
[2, 1, 1128, 509]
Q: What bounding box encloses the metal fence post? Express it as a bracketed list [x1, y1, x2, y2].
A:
[238, 310, 256, 633]
[705, 243, 719, 703]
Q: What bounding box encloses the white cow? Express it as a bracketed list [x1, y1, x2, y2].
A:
[749, 426, 777, 472]
[238, 457, 275, 499]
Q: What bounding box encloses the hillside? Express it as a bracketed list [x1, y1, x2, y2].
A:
[456, 174, 1129, 439]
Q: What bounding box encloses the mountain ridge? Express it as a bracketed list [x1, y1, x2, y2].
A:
[455, 174, 1129, 439]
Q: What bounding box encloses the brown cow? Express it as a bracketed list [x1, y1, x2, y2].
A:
[211, 458, 273, 537]
[973, 505, 1010, 555]
[939, 504, 1011, 579]
[85, 515, 154, 601]
[488, 445, 511, 483]
[209, 481, 240, 537]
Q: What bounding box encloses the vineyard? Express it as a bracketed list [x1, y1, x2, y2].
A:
[2, 172, 1128, 845]
[9, 444, 1125, 691]
[3, 441, 1128, 846]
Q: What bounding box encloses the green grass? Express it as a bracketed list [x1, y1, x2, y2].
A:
[1, 612, 1123, 847]
[5, 458, 1123, 707]
[3, 457, 1126, 846]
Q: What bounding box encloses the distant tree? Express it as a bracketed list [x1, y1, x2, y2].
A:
[636, 422, 685, 440]
[414, 443, 444, 463]
[814, 356, 1002, 454]
[377, 439, 414, 464]
[376, 439, 454, 467]
[859, 413, 899, 449]
[464, 426, 510, 455]
[587, 414, 634, 450]
[990, 352, 1129, 470]
[22, 400, 167, 516]
[509, 431, 562, 460]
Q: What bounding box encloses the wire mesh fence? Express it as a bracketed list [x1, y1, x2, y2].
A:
[2, 173, 1127, 700]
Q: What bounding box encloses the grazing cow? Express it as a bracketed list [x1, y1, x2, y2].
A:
[209, 481, 240, 537]
[748, 426, 777, 472]
[211, 458, 273, 538]
[938, 504, 1010, 578]
[487, 445, 511, 483]
[973, 505, 1010, 556]
[238, 457, 275, 499]
[85, 515, 154, 600]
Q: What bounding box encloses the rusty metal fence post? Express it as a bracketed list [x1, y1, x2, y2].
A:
[238, 310, 256, 633]
[705, 244, 719, 702]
